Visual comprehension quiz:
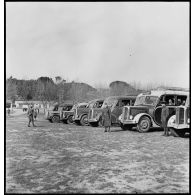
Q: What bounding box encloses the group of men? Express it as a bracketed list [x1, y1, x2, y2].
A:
[27, 105, 38, 127]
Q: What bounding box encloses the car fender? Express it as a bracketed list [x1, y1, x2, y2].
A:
[79, 113, 88, 120]
[167, 115, 176, 127]
[96, 112, 102, 120]
[118, 114, 122, 122]
[133, 113, 153, 124]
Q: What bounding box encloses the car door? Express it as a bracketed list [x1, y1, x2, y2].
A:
[153, 94, 176, 126]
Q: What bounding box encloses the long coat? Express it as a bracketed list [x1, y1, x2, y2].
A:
[161, 105, 169, 128]
[102, 107, 111, 127]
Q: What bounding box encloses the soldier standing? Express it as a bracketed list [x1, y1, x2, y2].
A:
[27, 105, 36, 127]
[34, 108, 38, 121]
[102, 103, 112, 132]
[161, 101, 169, 136]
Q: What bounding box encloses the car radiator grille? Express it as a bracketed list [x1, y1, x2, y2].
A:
[176, 107, 184, 124]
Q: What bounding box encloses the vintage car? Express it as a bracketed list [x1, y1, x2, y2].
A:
[22, 104, 28, 112]
[73, 99, 104, 126]
[45, 103, 73, 123]
[60, 102, 88, 124]
[119, 89, 189, 132]
[88, 96, 136, 127]
[167, 95, 190, 137]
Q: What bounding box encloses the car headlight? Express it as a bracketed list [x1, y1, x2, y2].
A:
[118, 115, 122, 121]
[129, 115, 133, 120]
[187, 118, 190, 124]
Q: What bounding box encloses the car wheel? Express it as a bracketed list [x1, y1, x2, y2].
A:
[137, 116, 151, 133]
[52, 115, 60, 123]
[169, 128, 186, 137]
[80, 115, 89, 126]
[67, 115, 74, 125]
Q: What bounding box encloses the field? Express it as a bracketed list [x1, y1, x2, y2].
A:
[6, 110, 189, 193]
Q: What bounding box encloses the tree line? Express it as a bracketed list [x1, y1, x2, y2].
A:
[6, 76, 148, 104]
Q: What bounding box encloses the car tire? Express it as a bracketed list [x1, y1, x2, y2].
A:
[67, 115, 74, 125]
[169, 128, 186, 137]
[51, 115, 60, 123]
[137, 116, 151, 133]
[80, 115, 89, 126]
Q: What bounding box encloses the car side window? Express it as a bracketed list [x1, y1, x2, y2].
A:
[158, 95, 165, 106]
[176, 95, 187, 106]
[121, 99, 131, 106]
[131, 99, 135, 105]
[159, 95, 175, 106]
[164, 95, 175, 106]
[98, 101, 103, 108]
[53, 106, 58, 111]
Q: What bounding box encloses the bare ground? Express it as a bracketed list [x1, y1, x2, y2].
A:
[6, 113, 189, 193]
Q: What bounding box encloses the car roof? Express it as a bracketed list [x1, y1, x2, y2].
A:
[138, 90, 189, 97]
[78, 102, 88, 106]
[105, 96, 137, 100]
[59, 103, 73, 107]
[88, 99, 104, 103]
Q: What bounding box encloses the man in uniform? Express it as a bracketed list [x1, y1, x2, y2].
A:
[102, 103, 112, 132]
[161, 101, 169, 136]
[27, 105, 36, 127]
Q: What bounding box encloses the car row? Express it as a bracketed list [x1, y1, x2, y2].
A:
[45, 88, 190, 137]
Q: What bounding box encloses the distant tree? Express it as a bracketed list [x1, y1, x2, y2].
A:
[6, 81, 17, 103]
[55, 76, 62, 84]
[109, 81, 130, 96]
[37, 76, 54, 84]
[36, 77, 57, 112]
[109, 81, 141, 96]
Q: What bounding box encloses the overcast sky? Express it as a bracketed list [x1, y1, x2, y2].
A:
[6, 2, 189, 88]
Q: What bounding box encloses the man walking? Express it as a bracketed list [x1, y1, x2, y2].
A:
[161, 101, 169, 136]
[27, 105, 36, 127]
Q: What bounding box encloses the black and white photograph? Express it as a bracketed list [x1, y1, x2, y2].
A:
[5, 2, 190, 194]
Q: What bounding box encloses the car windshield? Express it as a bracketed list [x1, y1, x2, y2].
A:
[102, 98, 118, 108]
[134, 95, 158, 106]
[86, 101, 96, 108]
[71, 104, 77, 110]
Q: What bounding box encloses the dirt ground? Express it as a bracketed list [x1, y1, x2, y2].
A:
[6, 112, 189, 193]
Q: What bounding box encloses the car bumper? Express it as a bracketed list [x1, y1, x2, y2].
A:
[88, 118, 98, 123]
[120, 119, 137, 125]
[169, 123, 190, 129]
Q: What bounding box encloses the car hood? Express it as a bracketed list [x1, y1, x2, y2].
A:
[128, 105, 152, 116]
